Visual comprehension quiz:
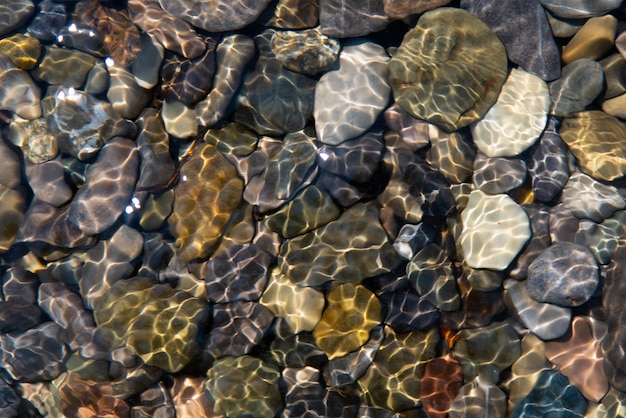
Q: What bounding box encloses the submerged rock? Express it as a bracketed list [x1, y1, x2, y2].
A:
[389, 7, 508, 131]
[271, 28, 339, 75]
[0, 54, 41, 120]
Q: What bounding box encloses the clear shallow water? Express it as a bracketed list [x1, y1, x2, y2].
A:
[0, 0, 624, 417]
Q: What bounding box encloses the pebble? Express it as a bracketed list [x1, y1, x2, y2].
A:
[527, 119, 570, 202]
[0, 137, 21, 189]
[135, 107, 175, 191]
[383, 0, 452, 19]
[235, 30, 316, 136]
[130, 33, 164, 90]
[107, 62, 152, 120]
[600, 54, 626, 100]
[160, 99, 197, 138]
[26, 0, 66, 43]
[320, 0, 389, 38]
[56, 23, 107, 58]
[8, 117, 57, 164]
[389, 7, 508, 132]
[0, 186, 25, 252]
[314, 41, 389, 145]
[511, 369, 588, 417]
[461, 0, 561, 81]
[507, 334, 552, 409]
[601, 91, 626, 119]
[0, 0, 34, 36]
[539, 0, 623, 18]
[381, 287, 440, 332]
[24, 156, 73, 207]
[562, 15, 617, 64]
[471, 68, 550, 158]
[561, 172, 626, 222]
[0, 54, 41, 120]
[589, 210, 626, 264]
[260, 0, 319, 29]
[545, 9, 585, 37]
[425, 124, 475, 183]
[278, 203, 398, 286]
[449, 376, 506, 418]
[508, 203, 551, 279]
[527, 242, 599, 307]
[271, 28, 339, 75]
[68, 137, 138, 236]
[504, 279, 571, 340]
[168, 143, 243, 262]
[260, 268, 325, 333]
[33, 45, 95, 87]
[420, 354, 463, 418]
[205, 355, 282, 418]
[472, 153, 527, 194]
[560, 111, 626, 181]
[0, 33, 40, 70]
[545, 316, 609, 402]
[460, 190, 531, 270]
[196, 34, 256, 127]
[550, 59, 605, 117]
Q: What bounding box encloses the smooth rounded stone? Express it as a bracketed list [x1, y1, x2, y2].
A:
[445, 286, 506, 336]
[313, 283, 381, 359]
[0, 300, 43, 334]
[508, 334, 552, 410]
[278, 203, 399, 286]
[420, 354, 463, 418]
[196, 34, 256, 127]
[546, 10, 585, 38]
[319, 0, 389, 37]
[0, 137, 21, 189]
[452, 321, 521, 382]
[160, 37, 218, 106]
[204, 122, 259, 157]
[56, 23, 107, 58]
[317, 128, 384, 183]
[508, 203, 551, 280]
[259, 0, 319, 29]
[604, 245, 626, 392]
[8, 117, 57, 164]
[137, 190, 173, 230]
[106, 61, 152, 120]
[527, 242, 599, 307]
[388, 7, 508, 132]
[127, 0, 205, 59]
[587, 388, 626, 418]
[73, 0, 142, 67]
[268, 332, 326, 369]
[561, 172, 626, 222]
[511, 370, 588, 417]
[235, 30, 316, 136]
[0, 379, 20, 417]
[42, 87, 135, 160]
[161, 99, 197, 138]
[384, 104, 431, 152]
[448, 376, 506, 418]
[27, 0, 66, 43]
[0, 0, 34, 36]
[601, 91, 626, 119]
[461, 0, 561, 81]
[159, 0, 272, 32]
[527, 121, 570, 203]
[78, 224, 144, 310]
[462, 264, 503, 291]
[560, 111, 626, 181]
[382, 288, 440, 332]
[358, 327, 439, 412]
[206, 301, 274, 359]
[206, 355, 282, 418]
[460, 190, 531, 270]
[83, 59, 109, 95]
[204, 243, 273, 303]
[93, 276, 208, 373]
[471, 68, 550, 158]
[504, 279, 571, 340]
[135, 108, 175, 192]
[266, 130, 317, 200]
[317, 171, 372, 208]
[539, 0, 623, 18]
[314, 41, 389, 145]
[425, 124, 475, 183]
[0, 322, 67, 382]
[0, 33, 40, 70]
[25, 156, 73, 207]
[562, 15, 617, 64]
[260, 267, 325, 334]
[169, 143, 243, 262]
[0, 54, 40, 120]
[545, 316, 609, 402]
[383, 0, 451, 19]
[392, 222, 437, 260]
[590, 210, 626, 264]
[130, 33, 164, 90]
[133, 383, 176, 417]
[549, 203, 591, 245]
[2, 267, 39, 305]
[264, 185, 341, 239]
[0, 186, 25, 252]
[324, 325, 384, 388]
[472, 153, 527, 194]
[550, 59, 604, 117]
[68, 137, 138, 236]
[271, 28, 339, 75]
[406, 244, 460, 311]
[37, 282, 102, 357]
[170, 377, 220, 418]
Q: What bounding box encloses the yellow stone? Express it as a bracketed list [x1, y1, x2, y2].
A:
[0, 34, 41, 70]
[562, 15, 617, 64]
[313, 283, 381, 359]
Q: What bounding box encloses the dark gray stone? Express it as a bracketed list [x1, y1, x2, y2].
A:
[550, 59, 605, 117]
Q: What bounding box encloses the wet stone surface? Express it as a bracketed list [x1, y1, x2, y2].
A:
[2, 0, 626, 416]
